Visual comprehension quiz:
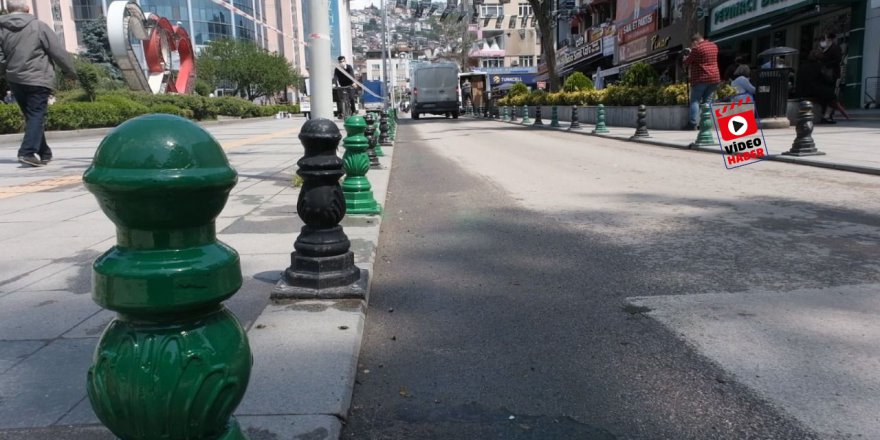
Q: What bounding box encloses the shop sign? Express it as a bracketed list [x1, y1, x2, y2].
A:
[618, 36, 648, 63]
[603, 25, 616, 37]
[485, 67, 538, 75]
[650, 34, 671, 51]
[491, 74, 537, 85]
[557, 39, 603, 68]
[710, 0, 810, 34]
[589, 27, 604, 42]
[618, 11, 657, 44]
[603, 35, 615, 56]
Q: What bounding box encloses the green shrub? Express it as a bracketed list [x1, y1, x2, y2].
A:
[621, 62, 659, 87]
[102, 91, 218, 120]
[0, 104, 23, 134]
[563, 72, 594, 92]
[46, 102, 124, 130]
[715, 83, 736, 101]
[55, 89, 89, 103]
[509, 82, 529, 97]
[212, 96, 253, 117]
[195, 80, 213, 97]
[75, 60, 102, 101]
[527, 90, 547, 106]
[95, 94, 150, 119]
[150, 103, 193, 119]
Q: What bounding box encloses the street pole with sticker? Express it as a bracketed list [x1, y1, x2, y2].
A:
[712, 97, 769, 169]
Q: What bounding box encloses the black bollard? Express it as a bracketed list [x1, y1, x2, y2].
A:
[378, 110, 391, 146]
[569, 105, 581, 130]
[631, 104, 650, 139]
[364, 113, 381, 168]
[533, 105, 544, 126]
[784, 101, 825, 156]
[273, 118, 368, 299]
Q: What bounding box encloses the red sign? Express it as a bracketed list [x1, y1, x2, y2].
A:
[618, 11, 657, 44]
[717, 110, 758, 141]
[712, 98, 768, 169]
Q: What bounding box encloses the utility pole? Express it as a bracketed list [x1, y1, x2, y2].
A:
[381, 0, 390, 109]
[308, 0, 334, 119]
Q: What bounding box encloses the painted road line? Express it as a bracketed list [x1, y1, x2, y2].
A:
[0, 129, 299, 201]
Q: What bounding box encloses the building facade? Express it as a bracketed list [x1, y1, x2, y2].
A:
[6, 0, 307, 76]
[472, 2, 542, 70]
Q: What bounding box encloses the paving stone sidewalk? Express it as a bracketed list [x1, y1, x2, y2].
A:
[0, 117, 392, 439]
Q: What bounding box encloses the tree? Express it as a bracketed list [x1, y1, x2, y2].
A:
[429, 6, 477, 69]
[79, 17, 122, 81]
[197, 39, 300, 101]
[527, 0, 560, 91]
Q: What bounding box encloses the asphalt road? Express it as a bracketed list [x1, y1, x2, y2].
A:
[343, 116, 880, 439]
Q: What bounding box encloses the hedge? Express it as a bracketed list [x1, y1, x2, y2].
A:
[498, 83, 737, 107]
[0, 92, 300, 134]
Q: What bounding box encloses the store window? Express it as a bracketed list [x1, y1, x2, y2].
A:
[481, 57, 504, 68]
[519, 55, 534, 67]
[481, 4, 504, 17]
[518, 2, 532, 17]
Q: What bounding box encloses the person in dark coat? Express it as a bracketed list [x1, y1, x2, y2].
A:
[797, 49, 847, 123]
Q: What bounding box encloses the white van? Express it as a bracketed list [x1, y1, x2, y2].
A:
[411, 63, 460, 120]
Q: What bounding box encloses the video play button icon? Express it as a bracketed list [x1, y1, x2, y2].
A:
[728, 115, 748, 136]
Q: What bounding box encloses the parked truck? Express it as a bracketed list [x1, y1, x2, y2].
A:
[411, 63, 460, 120]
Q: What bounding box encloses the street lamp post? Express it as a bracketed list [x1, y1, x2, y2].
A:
[381, 0, 390, 109]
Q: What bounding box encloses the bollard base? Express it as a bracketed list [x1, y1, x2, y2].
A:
[592, 128, 609, 134]
[783, 150, 826, 157]
[273, 255, 369, 300]
[217, 418, 248, 440]
[690, 140, 716, 148]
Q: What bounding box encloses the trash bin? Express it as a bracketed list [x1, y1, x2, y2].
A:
[755, 68, 790, 118]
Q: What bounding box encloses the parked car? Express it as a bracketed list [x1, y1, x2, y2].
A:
[411, 63, 460, 120]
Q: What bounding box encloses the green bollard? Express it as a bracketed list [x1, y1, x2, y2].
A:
[593, 103, 610, 134]
[550, 105, 560, 127]
[504, 106, 510, 122]
[342, 115, 381, 215]
[692, 103, 716, 147]
[389, 109, 397, 139]
[521, 105, 531, 124]
[83, 115, 252, 440]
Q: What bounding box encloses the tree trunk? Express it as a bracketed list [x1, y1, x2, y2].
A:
[530, 0, 560, 92]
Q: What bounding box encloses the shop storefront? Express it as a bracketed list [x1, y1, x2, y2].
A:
[603, 0, 692, 83]
[552, 24, 616, 83]
[708, 0, 867, 107]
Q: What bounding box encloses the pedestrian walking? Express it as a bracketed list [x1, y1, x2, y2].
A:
[817, 32, 844, 121]
[682, 33, 721, 130]
[796, 49, 848, 123]
[0, 0, 76, 167]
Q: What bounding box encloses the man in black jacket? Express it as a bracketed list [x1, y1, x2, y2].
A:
[333, 56, 357, 116]
[0, 0, 77, 167]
